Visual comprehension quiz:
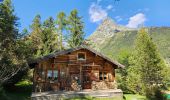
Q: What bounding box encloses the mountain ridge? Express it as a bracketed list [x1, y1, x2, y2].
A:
[89, 18, 170, 64]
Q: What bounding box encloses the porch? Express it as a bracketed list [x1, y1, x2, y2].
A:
[31, 89, 123, 100]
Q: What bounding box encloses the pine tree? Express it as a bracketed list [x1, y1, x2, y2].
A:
[117, 50, 131, 92]
[67, 9, 84, 48]
[126, 28, 169, 99]
[0, 0, 18, 49]
[0, 0, 28, 84]
[56, 12, 67, 50]
[41, 17, 59, 55]
[29, 14, 43, 57]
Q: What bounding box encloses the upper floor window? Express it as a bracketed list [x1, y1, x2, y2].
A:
[77, 52, 86, 61]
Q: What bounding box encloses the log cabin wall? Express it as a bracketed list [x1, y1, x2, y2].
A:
[33, 49, 117, 92]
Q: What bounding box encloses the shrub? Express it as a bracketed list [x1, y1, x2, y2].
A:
[145, 86, 165, 100]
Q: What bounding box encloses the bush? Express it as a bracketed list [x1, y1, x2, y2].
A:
[145, 86, 165, 100]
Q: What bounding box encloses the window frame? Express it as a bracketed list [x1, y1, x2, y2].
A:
[53, 70, 58, 80]
[77, 52, 86, 61]
[47, 70, 53, 80]
[99, 72, 108, 81]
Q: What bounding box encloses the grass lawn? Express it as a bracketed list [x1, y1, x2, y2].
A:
[3, 80, 170, 100]
[65, 96, 122, 100]
[123, 94, 146, 100]
[4, 80, 32, 100]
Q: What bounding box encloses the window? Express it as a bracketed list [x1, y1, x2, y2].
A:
[103, 72, 107, 80]
[53, 70, 58, 80]
[99, 72, 103, 80]
[60, 64, 67, 78]
[99, 72, 108, 81]
[77, 52, 86, 60]
[47, 70, 52, 79]
[47, 64, 60, 81]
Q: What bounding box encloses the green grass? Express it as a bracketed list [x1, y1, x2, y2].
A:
[5, 80, 32, 100]
[123, 94, 146, 100]
[65, 96, 122, 100]
[5, 91, 31, 100]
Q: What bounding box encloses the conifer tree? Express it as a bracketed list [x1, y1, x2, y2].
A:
[126, 28, 169, 99]
[0, 0, 18, 49]
[56, 12, 67, 50]
[67, 9, 84, 48]
[0, 0, 28, 84]
[29, 14, 43, 57]
[41, 17, 59, 55]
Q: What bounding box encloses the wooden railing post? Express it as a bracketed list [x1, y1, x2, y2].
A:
[58, 64, 60, 81]
[52, 64, 54, 79]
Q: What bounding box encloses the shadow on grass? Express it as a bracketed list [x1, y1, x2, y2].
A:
[4, 82, 32, 100]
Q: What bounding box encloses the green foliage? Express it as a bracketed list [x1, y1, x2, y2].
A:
[56, 12, 67, 50]
[91, 27, 170, 65]
[126, 29, 169, 99]
[29, 15, 60, 57]
[0, 0, 29, 85]
[4, 82, 32, 100]
[67, 9, 85, 48]
[41, 17, 59, 55]
[123, 94, 146, 100]
[145, 86, 165, 100]
[29, 14, 43, 57]
[28, 9, 85, 57]
[116, 50, 131, 92]
[65, 96, 122, 100]
[0, 1, 85, 97]
[126, 55, 144, 94]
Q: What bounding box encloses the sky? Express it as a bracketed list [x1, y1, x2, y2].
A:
[12, 0, 170, 37]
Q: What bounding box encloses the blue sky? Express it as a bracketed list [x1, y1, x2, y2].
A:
[12, 0, 170, 37]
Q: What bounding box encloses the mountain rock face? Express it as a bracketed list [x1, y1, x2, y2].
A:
[89, 18, 170, 64]
[88, 18, 133, 50]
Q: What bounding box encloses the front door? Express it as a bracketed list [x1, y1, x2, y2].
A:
[82, 71, 91, 89]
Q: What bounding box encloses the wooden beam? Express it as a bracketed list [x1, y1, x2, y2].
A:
[58, 64, 60, 82]
[50, 58, 55, 83]
[80, 64, 82, 85]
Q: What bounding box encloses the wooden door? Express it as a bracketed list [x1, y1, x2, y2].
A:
[82, 70, 91, 89]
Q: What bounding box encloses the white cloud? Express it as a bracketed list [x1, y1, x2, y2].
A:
[115, 16, 122, 22]
[106, 5, 113, 10]
[126, 13, 146, 28]
[89, 3, 108, 23]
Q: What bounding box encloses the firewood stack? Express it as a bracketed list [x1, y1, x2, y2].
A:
[92, 81, 117, 90]
[71, 80, 81, 91]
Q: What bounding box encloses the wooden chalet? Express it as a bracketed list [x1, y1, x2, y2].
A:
[29, 45, 124, 92]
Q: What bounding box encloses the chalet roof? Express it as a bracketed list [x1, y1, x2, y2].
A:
[29, 45, 125, 68]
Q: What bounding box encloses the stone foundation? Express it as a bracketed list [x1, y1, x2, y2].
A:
[31, 89, 123, 100]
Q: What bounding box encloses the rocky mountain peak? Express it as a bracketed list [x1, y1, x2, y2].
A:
[88, 17, 130, 48]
